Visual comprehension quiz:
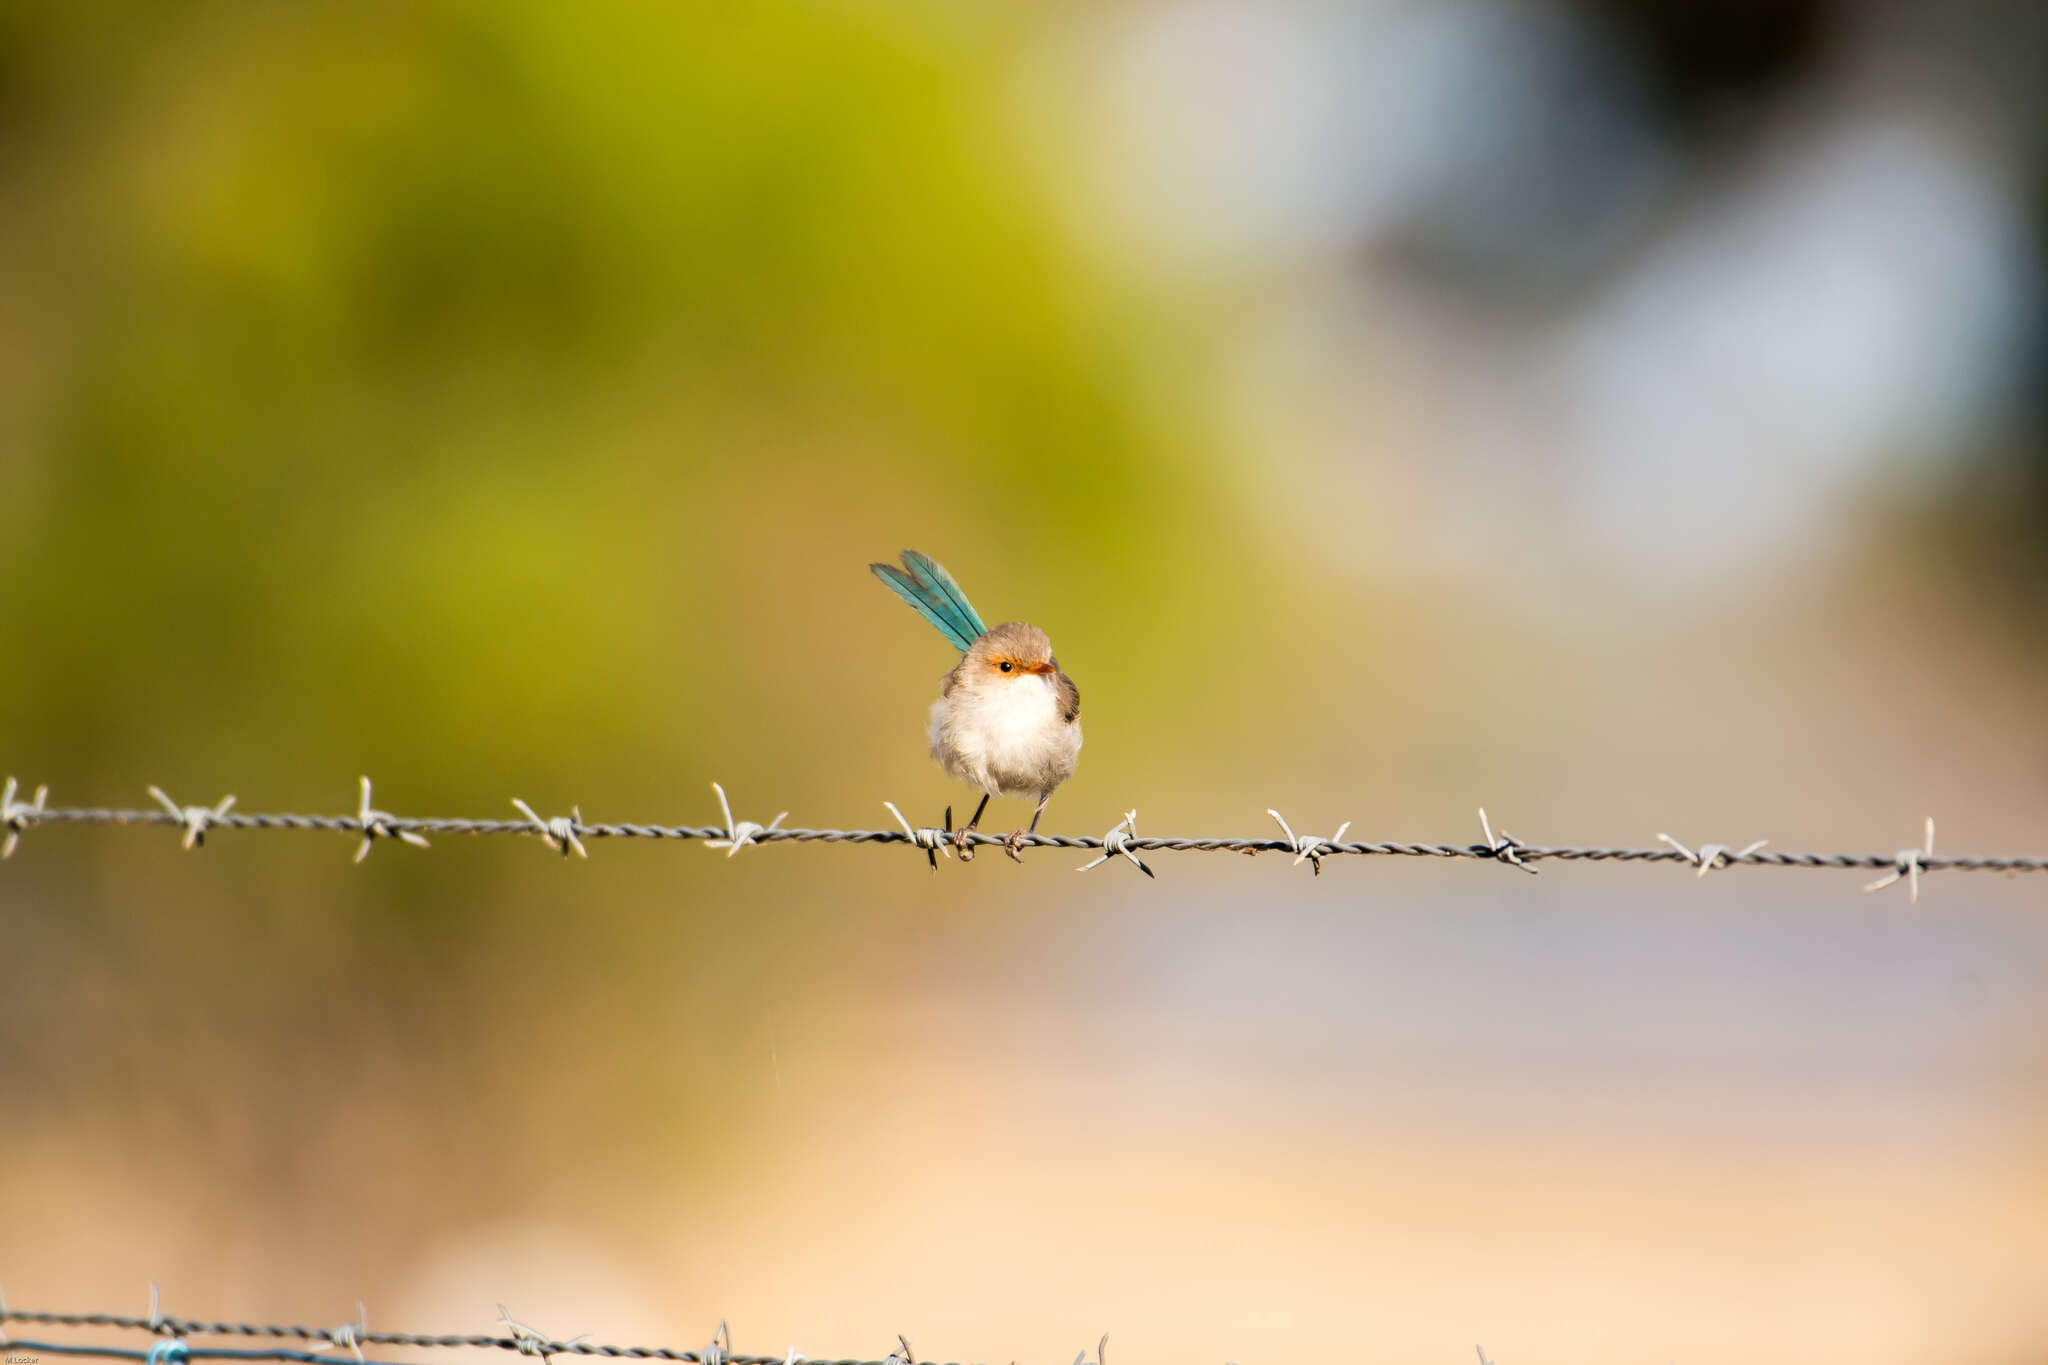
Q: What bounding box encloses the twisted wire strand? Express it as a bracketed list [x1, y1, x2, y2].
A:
[2, 1343, 894, 1365]
[10, 1342, 424, 1365]
[1, 1316, 956, 1365]
[11, 800, 2048, 875]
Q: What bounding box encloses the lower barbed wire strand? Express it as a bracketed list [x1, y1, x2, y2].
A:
[13, 1341, 422, 1365]
[5, 1338, 958, 1365]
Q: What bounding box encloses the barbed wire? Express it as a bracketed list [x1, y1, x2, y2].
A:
[0, 1295, 1078, 1365]
[4, 774, 2044, 900]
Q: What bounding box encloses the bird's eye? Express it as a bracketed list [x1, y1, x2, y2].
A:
[999, 660, 1013, 673]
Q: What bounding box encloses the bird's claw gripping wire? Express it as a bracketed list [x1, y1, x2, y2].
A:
[1865, 817, 1935, 903]
[1475, 807, 1537, 874]
[884, 1334, 916, 1365]
[148, 786, 236, 850]
[2, 777, 49, 859]
[705, 782, 786, 857]
[1003, 828, 1029, 863]
[883, 800, 953, 870]
[354, 777, 428, 863]
[510, 799, 586, 858]
[1268, 808, 1351, 875]
[1658, 832, 1768, 877]
[1078, 810, 1153, 878]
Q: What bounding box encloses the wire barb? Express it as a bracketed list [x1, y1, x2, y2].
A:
[148, 786, 236, 850]
[1476, 807, 1536, 874]
[1865, 817, 1936, 903]
[510, 800, 586, 858]
[314, 1305, 367, 1364]
[1267, 809, 1351, 875]
[882, 800, 952, 870]
[494, 1307, 587, 1363]
[700, 1321, 731, 1365]
[2, 777, 48, 858]
[1657, 832, 1769, 878]
[354, 778, 428, 863]
[705, 783, 786, 857]
[1078, 810, 1153, 878]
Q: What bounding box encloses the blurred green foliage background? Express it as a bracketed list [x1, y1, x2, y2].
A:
[0, 1, 1250, 798]
[5, 3, 2048, 1363]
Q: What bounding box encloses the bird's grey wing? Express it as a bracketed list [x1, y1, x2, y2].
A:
[1054, 670, 1080, 723]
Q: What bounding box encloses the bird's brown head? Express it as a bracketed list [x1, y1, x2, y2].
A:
[965, 621, 1058, 680]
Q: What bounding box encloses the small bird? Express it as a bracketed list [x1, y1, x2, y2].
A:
[870, 549, 1082, 862]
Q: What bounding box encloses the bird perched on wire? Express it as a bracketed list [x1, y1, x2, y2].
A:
[870, 549, 1081, 862]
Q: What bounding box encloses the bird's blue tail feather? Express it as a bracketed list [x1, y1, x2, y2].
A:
[870, 550, 986, 653]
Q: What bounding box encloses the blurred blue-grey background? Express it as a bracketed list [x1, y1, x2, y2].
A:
[4, 3, 2047, 1361]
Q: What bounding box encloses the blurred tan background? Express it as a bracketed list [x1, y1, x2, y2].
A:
[4, 2, 2048, 1362]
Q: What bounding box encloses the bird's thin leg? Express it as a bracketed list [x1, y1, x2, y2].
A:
[957, 792, 990, 862]
[1005, 792, 1051, 864]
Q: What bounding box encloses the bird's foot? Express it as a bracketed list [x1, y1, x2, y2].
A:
[955, 823, 977, 862]
[1004, 828, 1027, 863]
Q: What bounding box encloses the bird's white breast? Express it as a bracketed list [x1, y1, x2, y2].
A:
[929, 674, 1082, 798]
